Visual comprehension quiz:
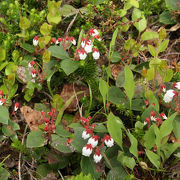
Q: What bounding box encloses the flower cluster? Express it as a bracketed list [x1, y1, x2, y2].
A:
[75, 28, 101, 61]
[0, 90, 6, 106]
[80, 116, 114, 163]
[42, 108, 57, 134]
[144, 108, 167, 127]
[33, 35, 76, 49]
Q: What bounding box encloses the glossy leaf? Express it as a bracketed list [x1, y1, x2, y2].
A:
[146, 150, 160, 168]
[0, 106, 9, 124]
[60, 59, 78, 75]
[159, 40, 169, 52]
[148, 45, 156, 57]
[40, 23, 52, 36]
[141, 31, 159, 41]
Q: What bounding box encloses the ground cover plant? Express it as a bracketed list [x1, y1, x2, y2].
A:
[0, 0, 180, 179]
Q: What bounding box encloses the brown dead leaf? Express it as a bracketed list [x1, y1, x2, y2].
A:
[60, 83, 89, 112]
[20, 106, 44, 131]
[42, 172, 57, 180]
[110, 64, 124, 80]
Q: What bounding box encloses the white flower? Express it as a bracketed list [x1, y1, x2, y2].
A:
[79, 49, 87, 60]
[173, 82, 180, 90]
[82, 144, 93, 157]
[28, 61, 35, 68]
[56, 38, 63, 45]
[70, 37, 76, 45]
[160, 113, 167, 120]
[144, 117, 150, 126]
[92, 48, 100, 60]
[163, 89, 177, 103]
[160, 84, 166, 92]
[81, 38, 86, 48]
[84, 39, 93, 53]
[94, 35, 101, 41]
[31, 69, 37, 78]
[104, 135, 114, 147]
[89, 29, 99, 37]
[82, 129, 92, 139]
[88, 135, 99, 148]
[93, 149, 102, 163]
[33, 36, 39, 46]
[14, 102, 20, 111]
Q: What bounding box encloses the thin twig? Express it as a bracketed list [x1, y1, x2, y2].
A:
[58, 170, 65, 180]
[65, 10, 79, 36]
[18, 125, 28, 180]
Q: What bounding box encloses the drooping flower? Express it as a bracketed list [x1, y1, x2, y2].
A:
[94, 34, 101, 41]
[14, 102, 20, 111]
[172, 82, 180, 90]
[70, 37, 76, 45]
[89, 29, 99, 37]
[104, 135, 114, 147]
[163, 89, 177, 103]
[82, 144, 93, 157]
[0, 90, 3, 97]
[160, 113, 167, 120]
[92, 48, 100, 60]
[51, 38, 56, 45]
[88, 135, 99, 148]
[160, 84, 166, 92]
[31, 69, 37, 78]
[150, 111, 156, 121]
[144, 117, 150, 126]
[28, 61, 35, 68]
[84, 39, 93, 53]
[33, 36, 39, 46]
[79, 49, 87, 60]
[56, 37, 63, 45]
[81, 38, 86, 48]
[0, 98, 6, 105]
[82, 128, 92, 139]
[93, 148, 102, 163]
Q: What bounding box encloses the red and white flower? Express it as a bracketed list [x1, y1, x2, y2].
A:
[0, 98, 6, 105]
[82, 128, 92, 139]
[33, 36, 39, 46]
[14, 102, 20, 111]
[89, 29, 99, 37]
[82, 144, 93, 157]
[172, 82, 180, 90]
[144, 117, 150, 126]
[150, 111, 156, 121]
[51, 38, 56, 45]
[93, 148, 102, 163]
[163, 89, 178, 103]
[28, 61, 35, 68]
[56, 37, 63, 45]
[79, 49, 87, 60]
[70, 37, 76, 45]
[0, 90, 3, 97]
[160, 113, 167, 120]
[104, 135, 114, 147]
[92, 48, 100, 60]
[88, 135, 99, 148]
[84, 39, 93, 53]
[160, 84, 166, 92]
[31, 69, 37, 78]
[81, 38, 86, 48]
[94, 34, 101, 41]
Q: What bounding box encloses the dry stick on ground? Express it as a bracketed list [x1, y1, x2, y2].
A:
[65, 10, 79, 36]
[18, 125, 28, 180]
[58, 170, 65, 180]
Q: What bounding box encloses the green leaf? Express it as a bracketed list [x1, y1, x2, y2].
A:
[163, 69, 173, 82]
[159, 27, 167, 40]
[117, 152, 136, 170]
[60, 5, 78, 17]
[19, 16, 30, 30]
[0, 47, 6, 62]
[0, 167, 10, 180]
[159, 40, 169, 52]
[77, 29, 84, 49]
[147, 68, 155, 81]
[0, 106, 9, 124]
[107, 167, 128, 180]
[38, 36, 51, 49]
[129, 0, 139, 8]
[159, 11, 176, 25]
[132, 8, 141, 20]
[48, 45, 70, 60]
[60, 59, 78, 75]
[119, 9, 127, 17]
[116, 71, 125, 88]
[141, 31, 159, 41]
[5, 62, 18, 75]
[146, 150, 160, 168]
[165, 0, 179, 10]
[71, 172, 92, 180]
[0, 61, 8, 71]
[55, 125, 71, 137]
[107, 112, 124, 149]
[20, 43, 35, 53]
[173, 115, 180, 139]
[26, 131, 45, 148]
[127, 131, 138, 160]
[134, 17, 147, 32]
[51, 134, 72, 153]
[81, 156, 101, 179]
[93, 123, 108, 133]
[40, 23, 52, 36]
[144, 125, 156, 149]
[160, 112, 177, 139]
[109, 28, 118, 57]
[42, 50, 51, 63]
[99, 78, 109, 110]
[124, 66, 135, 108]
[110, 52, 122, 63]
[119, 17, 130, 32]
[148, 45, 156, 57]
